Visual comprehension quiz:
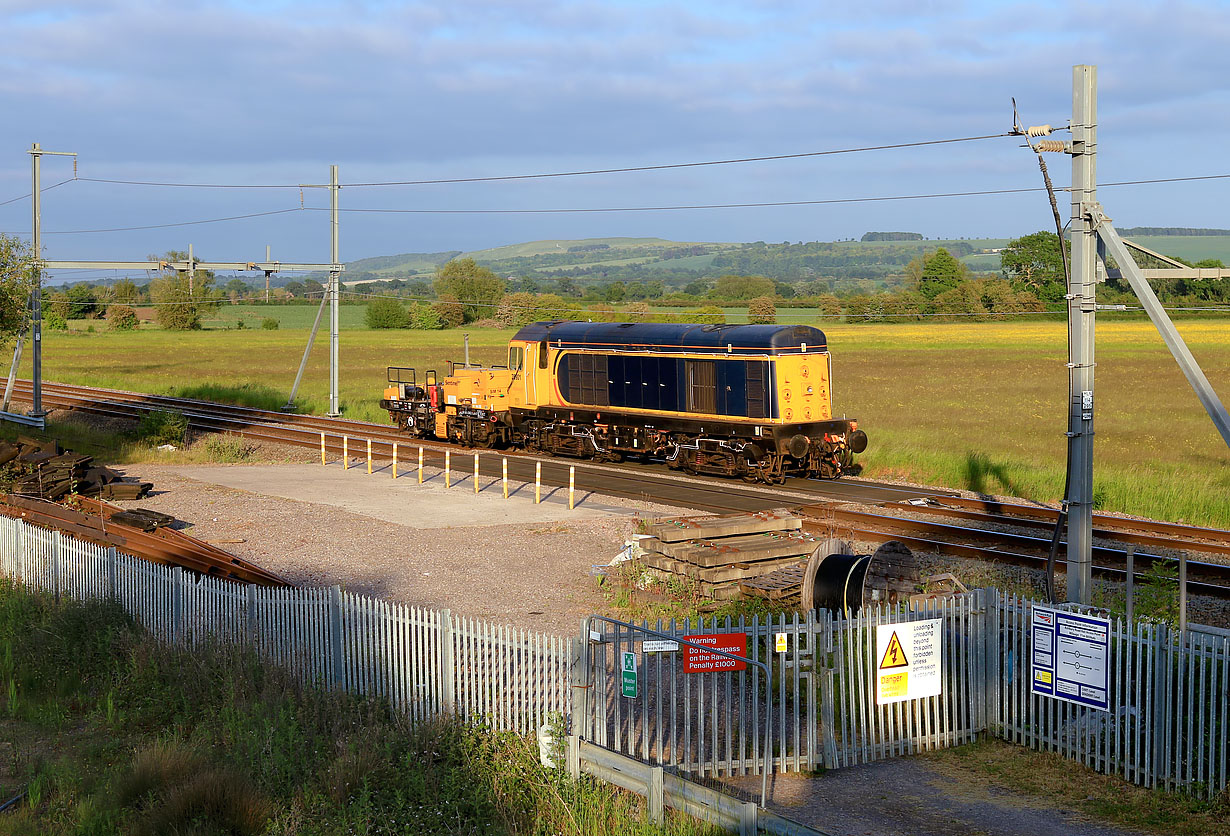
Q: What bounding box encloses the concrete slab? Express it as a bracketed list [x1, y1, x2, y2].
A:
[164, 462, 640, 529]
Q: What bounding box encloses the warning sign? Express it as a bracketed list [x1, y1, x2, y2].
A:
[875, 619, 942, 705]
[879, 631, 908, 669]
[682, 633, 747, 673]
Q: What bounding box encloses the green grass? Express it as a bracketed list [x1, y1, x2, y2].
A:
[0, 582, 723, 836]
[22, 318, 1230, 528]
[928, 740, 1227, 836]
[201, 303, 371, 330]
[1129, 235, 1230, 264]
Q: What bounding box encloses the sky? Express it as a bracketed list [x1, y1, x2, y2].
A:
[2, 0, 1229, 281]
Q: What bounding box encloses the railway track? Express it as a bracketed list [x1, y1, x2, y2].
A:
[11, 379, 1230, 599]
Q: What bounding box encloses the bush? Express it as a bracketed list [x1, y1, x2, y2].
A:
[365, 298, 410, 329]
[261, 317, 279, 330]
[433, 297, 465, 329]
[44, 310, 68, 331]
[106, 304, 139, 331]
[408, 302, 443, 330]
[747, 295, 777, 324]
[198, 433, 254, 462]
[137, 410, 187, 446]
[690, 305, 726, 325]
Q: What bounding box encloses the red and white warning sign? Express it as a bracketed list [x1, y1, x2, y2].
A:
[682, 633, 747, 673]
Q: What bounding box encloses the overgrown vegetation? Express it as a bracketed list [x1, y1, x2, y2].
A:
[134, 410, 187, 447]
[0, 582, 721, 835]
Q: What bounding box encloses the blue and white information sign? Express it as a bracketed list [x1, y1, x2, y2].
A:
[1030, 606, 1110, 710]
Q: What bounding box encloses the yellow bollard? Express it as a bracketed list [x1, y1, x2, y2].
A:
[343, 436, 349, 469]
[473, 451, 480, 494]
[445, 450, 451, 488]
[418, 446, 424, 484]
[320, 433, 326, 466]
[367, 439, 372, 474]
[535, 461, 541, 504]
[502, 458, 508, 499]
[569, 466, 575, 510]
[392, 443, 398, 479]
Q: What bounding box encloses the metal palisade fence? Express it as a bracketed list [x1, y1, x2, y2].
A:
[0, 515, 570, 736]
[2, 514, 1226, 798]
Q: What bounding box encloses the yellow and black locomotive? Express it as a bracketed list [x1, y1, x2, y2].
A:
[380, 321, 866, 481]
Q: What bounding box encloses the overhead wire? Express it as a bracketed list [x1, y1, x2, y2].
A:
[67, 132, 1020, 190]
[0, 177, 76, 208]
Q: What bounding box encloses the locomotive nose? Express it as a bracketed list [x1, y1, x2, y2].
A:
[787, 434, 811, 459]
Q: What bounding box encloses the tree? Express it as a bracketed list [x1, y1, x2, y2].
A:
[748, 295, 777, 324]
[712, 274, 774, 301]
[683, 280, 710, 297]
[0, 235, 36, 344]
[603, 281, 627, 303]
[914, 248, 969, 300]
[689, 305, 726, 324]
[815, 293, 842, 317]
[66, 283, 98, 318]
[1000, 231, 1068, 307]
[365, 298, 410, 329]
[148, 250, 223, 330]
[112, 278, 140, 304]
[433, 258, 504, 322]
[432, 297, 465, 329]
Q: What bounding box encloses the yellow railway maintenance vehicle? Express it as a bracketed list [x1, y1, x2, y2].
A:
[380, 320, 866, 482]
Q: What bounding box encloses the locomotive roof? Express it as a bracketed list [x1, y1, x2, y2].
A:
[511, 321, 828, 355]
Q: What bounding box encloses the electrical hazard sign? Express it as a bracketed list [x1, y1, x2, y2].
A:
[875, 619, 942, 705]
[879, 631, 908, 669]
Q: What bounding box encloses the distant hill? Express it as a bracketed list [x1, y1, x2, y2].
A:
[1118, 227, 1230, 237]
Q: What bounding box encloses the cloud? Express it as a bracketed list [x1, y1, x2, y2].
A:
[2, 1, 1228, 259]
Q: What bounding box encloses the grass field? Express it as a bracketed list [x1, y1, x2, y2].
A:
[23, 318, 1230, 527]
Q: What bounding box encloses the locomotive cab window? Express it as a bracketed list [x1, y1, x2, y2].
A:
[508, 346, 523, 371]
[539, 341, 549, 369]
[686, 360, 717, 414]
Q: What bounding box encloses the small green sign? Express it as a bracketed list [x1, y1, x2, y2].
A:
[621, 651, 637, 698]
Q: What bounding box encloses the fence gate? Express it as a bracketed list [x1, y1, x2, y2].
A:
[575, 613, 821, 777]
[820, 590, 989, 767]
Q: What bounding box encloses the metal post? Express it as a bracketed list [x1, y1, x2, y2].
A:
[188, 243, 195, 296]
[328, 585, 345, 688]
[1179, 553, 1187, 637]
[473, 451, 479, 494]
[2, 331, 25, 412]
[535, 461, 542, 504]
[569, 466, 575, 510]
[392, 443, 398, 479]
[1125, 546, 1135, 625]
[445, 450, 451, 488]
[440, 608, 456, 711]
[328, 164, 340, 416]
[343, 435, 348, 469]
[648, 766, 665, 825]
[1065, 64, 1098, 604]
[502, 457, 508, 499]
[320, 432, 326, 465]
[366, 439, 372, 474]
[418, 446, 424, 483]
[29, 144, 43, 418]
[464, 333, 470, 368]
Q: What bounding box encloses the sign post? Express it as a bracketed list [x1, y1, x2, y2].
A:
[621, 650, 637, 699]
[1030, 606, 1110, 710]
[875, 619, 942, 705]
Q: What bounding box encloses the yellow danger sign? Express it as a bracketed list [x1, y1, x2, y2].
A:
[879, 631, 908, 669]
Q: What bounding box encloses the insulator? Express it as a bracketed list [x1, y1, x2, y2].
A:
[1026, 124, 1053, 137]
[1035, 139, 1068, 153]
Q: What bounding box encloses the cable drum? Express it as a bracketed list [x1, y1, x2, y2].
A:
[800, 540, 918, 616]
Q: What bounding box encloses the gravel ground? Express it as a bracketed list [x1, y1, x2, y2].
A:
[112, 459, 686, 638]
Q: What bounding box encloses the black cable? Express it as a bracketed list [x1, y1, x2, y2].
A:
[0, 177, 76, 208]
[69, 132, 1017, 190]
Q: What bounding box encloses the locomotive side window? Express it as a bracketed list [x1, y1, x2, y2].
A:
[686, 360, 717, 414]
[539, 341, 549, 369]
[563, 353, 610, 406]
[508, 346, 523, 371]
[746, 360, 767, 418]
